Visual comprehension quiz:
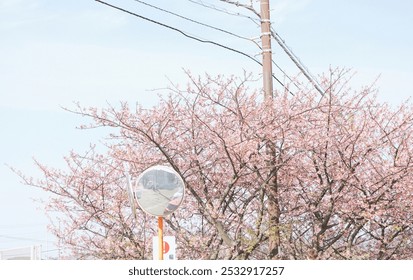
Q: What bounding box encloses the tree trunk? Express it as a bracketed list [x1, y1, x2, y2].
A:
[267, 174, 280, 259]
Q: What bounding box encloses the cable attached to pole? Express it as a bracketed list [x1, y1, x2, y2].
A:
[95, 0, 293, 95]
[95, 0, 261, 65]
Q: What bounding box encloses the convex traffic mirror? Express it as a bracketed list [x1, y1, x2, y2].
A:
[134, 165, 185, 217]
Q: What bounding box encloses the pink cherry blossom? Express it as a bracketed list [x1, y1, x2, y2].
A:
[16, 69, 413, 259]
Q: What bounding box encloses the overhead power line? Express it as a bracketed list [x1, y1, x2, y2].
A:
[187, 0, 260, 25]
[271, 29, 325, 96]
[95, 0, 293, 94]
[130, 0, 298, 92]
[187, 0, 324, 96]
[131, 0, 299, 91]
[0, 234, 50, 243]
[132, 0, 260, 47]
[95, 0, 260, 65]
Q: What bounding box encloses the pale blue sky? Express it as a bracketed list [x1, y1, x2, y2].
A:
[1, 0, 412, 258]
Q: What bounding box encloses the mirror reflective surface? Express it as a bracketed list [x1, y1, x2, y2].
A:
[134, 165, 185, 217]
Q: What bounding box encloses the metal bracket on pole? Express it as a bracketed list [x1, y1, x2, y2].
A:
[260, 0, 273, 100]
[260, 32, 272, 38]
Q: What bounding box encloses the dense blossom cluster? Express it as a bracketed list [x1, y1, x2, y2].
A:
[20, 69, 413, 259]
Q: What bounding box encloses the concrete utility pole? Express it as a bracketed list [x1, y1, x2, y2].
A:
[260, 0, 273, 100]
[260, 0, 280, 260]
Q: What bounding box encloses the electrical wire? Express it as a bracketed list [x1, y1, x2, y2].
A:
[131, 0, 298, 92]
[95, 0, 293, 94]
[0, 223, 46, 229]
[96, 0, 260, 65]
[187, 0, 260, 26]
[131, 0, 260, 48]
[0, 234, 50, 243]
[271, 58, 301, 90]
[271, 29, 325, 96]
[188, 0, 322, 95]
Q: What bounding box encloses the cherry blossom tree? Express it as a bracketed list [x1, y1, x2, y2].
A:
[17, 68, 413, 259]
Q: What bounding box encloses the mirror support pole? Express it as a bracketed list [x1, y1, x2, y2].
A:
[158, 216, 164, 260]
